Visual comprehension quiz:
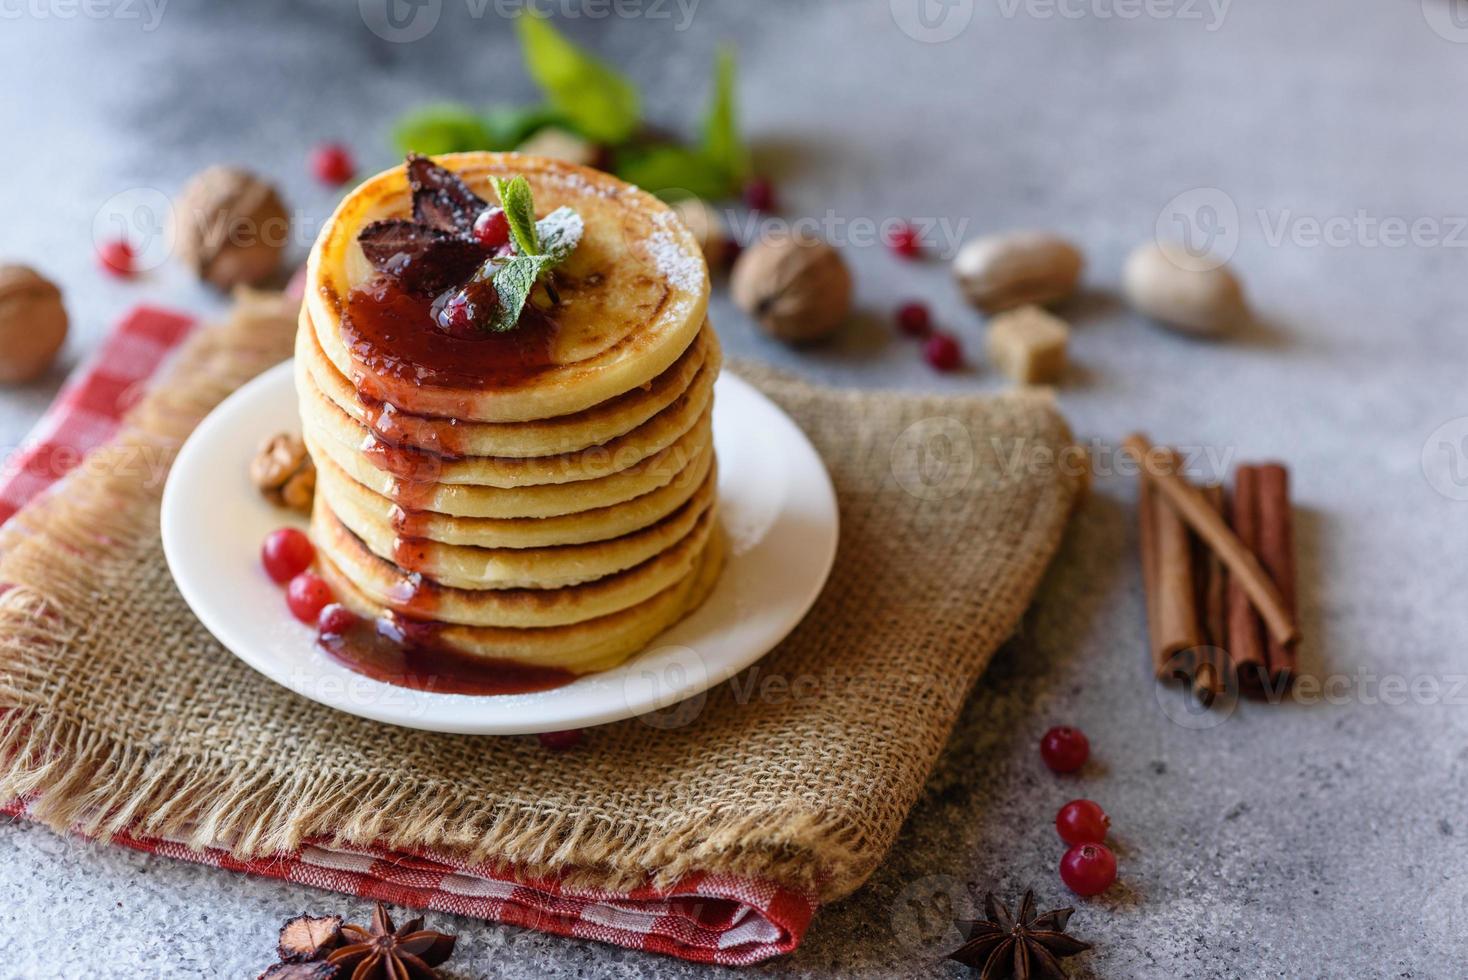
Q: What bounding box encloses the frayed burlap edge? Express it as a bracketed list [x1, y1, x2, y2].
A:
[0, 298, 1080, 902]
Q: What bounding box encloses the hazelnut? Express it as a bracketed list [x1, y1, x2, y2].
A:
[251, 432, 315, 514]
[517, 127, 601, 168]
[175, 166, 290, 290]
[671, 198, 730, 269]
[730, 232, 852, 344]
[1122, 242, 1246, 336]
[953, 231, 1084, 313]
[0, 265, 68, 384]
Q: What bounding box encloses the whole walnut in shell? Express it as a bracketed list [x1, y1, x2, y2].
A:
[175, 166, 290, 289]
[0, 265, 67, 385]
[730, 233, 852, 344]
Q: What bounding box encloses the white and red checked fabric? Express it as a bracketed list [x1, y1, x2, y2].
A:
[0, 306, 814, 965]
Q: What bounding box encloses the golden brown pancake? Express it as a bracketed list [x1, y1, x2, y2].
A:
[306, 153, 709, 423]
[312, 497, 719, 629]
[312, 436, 715, 550]
[298, 311, 720, 459]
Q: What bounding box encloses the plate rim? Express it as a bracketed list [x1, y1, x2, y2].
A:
[161, 359, 838, 735]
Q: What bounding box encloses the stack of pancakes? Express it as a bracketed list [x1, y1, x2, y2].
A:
[296, 153, 723, 675]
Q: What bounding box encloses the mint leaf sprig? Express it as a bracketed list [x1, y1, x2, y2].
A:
[467, 175, 585, 333]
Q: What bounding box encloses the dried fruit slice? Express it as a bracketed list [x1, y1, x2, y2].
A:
[407, 153, 486, 235]
[356, 220, 485, 296]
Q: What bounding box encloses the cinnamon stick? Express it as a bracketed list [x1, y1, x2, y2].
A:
[1194, 484, 1228, 705]
[1226, 466, 1269, 693]
[1123, 434, 1298, 646]
[1254, 463, 1297, 688]
[1138, 450, 1200, 679]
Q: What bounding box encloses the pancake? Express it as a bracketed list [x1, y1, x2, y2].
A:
[306, 153, 709, 423]
[303, 408, 710, 520]
[313, 435, 715, 550]
[299, 311, 720, 459]
[313, 497, 719, 629]
[297, 335, 714, 489]
[323, 462, 717, 591]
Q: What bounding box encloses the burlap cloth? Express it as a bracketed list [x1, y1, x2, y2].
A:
[0, 298, 1081, 908]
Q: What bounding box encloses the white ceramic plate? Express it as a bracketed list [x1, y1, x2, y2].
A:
[161, 360, 837, 735]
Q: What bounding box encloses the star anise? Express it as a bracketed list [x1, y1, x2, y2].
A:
[947, 890, 1092, 980]
[325, 902, 457, 980]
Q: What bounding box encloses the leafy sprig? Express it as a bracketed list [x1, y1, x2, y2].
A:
[392, 20, 747, 201]
[478, 178, 584, 332]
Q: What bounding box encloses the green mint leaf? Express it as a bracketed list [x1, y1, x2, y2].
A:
[491, 175, 541, 256]
[700, 45, 748, 187]
[486, 254, 555, 332]
[614, 143, 735, 201]
[536, 206, 584, 263]
[516, 16, 639, 144]
[393, 104, 496, 155]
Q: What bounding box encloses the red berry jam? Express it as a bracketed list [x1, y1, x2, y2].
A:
[286, 571, 334, 625]
[923, 332, 961, 371]
[1060, 842, 1117, 897]
[1056, 799, 1111, 845]
[1040, 726, 1090, 773]
[261, 528, 314, 584]
[896, 301, 931, 338]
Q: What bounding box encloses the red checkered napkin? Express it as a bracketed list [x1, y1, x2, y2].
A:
[0, 306, 813, 966]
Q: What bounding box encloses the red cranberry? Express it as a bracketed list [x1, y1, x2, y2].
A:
[261, 528, 314, 584]
[473, 207, 510, 248]
[1041, 725, 1090, 773]
[286, 572, 334, 625]
[537, 729, 583, 751]
[922, 332, 961, 371]
[311, 142, 356, 186]
[1060, 842, 1117, 897]
[742, 177, 776, 212]
[895, 301, 931, 338]
[887, 222, 923, 259]
[99, 239, 135, 278]
[1056, 799, 1111, 845]
[316, 603, 358, 637]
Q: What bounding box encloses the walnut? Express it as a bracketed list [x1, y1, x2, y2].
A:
[0, 264, 68, 384]
[251, 432, 315, 514]
[730, 232, 852, 344]
[175, 166, 290, 290]
[517, 127, 601, 168]
[671, 198, 730, 269]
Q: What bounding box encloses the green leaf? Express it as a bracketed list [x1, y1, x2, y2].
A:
[482, 103, 570, 150]
[516, 16, 639, 144]
[700, 45, 748, 185]
[613, 143, 736, 201]
[393, 104, 496, 155]
[536, 206, 584, 262]
[486, 254, 556, 332]
[490, 175, 540, 256]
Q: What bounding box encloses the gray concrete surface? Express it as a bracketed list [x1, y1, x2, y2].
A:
[3, 1, 1468, 976]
